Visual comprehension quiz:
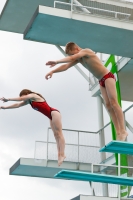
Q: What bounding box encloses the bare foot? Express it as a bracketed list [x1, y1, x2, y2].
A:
[116, 133, 121, 141]
[117, 132, 128, 141]
[116, 135, 121, 141]
[58, 156, 66, 166]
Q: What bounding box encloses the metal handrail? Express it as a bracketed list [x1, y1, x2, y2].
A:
[48, 127, 97, 134]
[123, 104, 133, 113]
[54, 1, 131, 18]
[74, 5, 130, 18]
[34, 140, 133, 170]
[35, 141, 100, 148]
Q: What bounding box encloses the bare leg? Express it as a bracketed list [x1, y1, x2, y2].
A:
[100, 85, 120, 136]
[50, 111, 66, 166]
[50, 120, 60, 157]
[104, 78, 128, 141]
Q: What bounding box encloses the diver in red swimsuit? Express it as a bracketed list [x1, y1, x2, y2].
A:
[0, 89, 66, 166]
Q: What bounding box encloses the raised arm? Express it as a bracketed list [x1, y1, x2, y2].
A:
[0, 101, 29, 110]
[45, 60, 78, 80]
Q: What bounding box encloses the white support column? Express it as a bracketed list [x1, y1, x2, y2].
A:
[97, 96, 109, 197]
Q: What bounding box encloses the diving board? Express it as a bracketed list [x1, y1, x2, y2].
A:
[54, 170, 133, 186]
[99, 141, 133, 155]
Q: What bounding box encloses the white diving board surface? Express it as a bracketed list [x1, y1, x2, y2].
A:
[54, 170, 133, 186]
[99, 141, 133, 155]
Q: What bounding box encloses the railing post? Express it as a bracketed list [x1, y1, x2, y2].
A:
[118, 153, 121, 200]
[78, 131, 79, 163]
[71, 0, 74, 18]
[100, 53, 103, 62]
[90, 163, 95, 195]
[46, 128, 49, 166]
[34, 141, 36, 159]
[97, 96, 109, 197]
[123, 112, 127, 142]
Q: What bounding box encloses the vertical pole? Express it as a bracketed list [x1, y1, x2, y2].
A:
[116, 56, 119, 62]
[71, 0, 74, 18]
[78, 131, 79, 163]
[34, 141, 37, 159]
[90, 163, 95, 195]
[123, 113, 127, 141]
[46, 128, 49, 166]
[100, 53, 103, 63]
[97, 96, 108, 197]
[118, 153, 121, 200]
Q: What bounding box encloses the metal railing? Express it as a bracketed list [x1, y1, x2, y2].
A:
[34, 103, 133, 162]
[34, 129, 101, 163]
[54, 0, 133, 21]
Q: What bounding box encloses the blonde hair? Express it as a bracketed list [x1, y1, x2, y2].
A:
[65, 42, 78, 54]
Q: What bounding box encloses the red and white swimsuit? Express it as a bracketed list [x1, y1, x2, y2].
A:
[30, 101, 60, 120]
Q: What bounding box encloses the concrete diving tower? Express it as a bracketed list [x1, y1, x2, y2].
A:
[0, 0, 133, 57]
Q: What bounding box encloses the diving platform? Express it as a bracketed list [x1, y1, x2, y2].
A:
[1, 0, 133, 57]
[9, 140, 133, 180]
[54, 170, 133, 186]
[100, 141, 133, 155]
[9, 158, 101, 178]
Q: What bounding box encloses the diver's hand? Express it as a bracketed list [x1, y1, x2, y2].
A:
[0, 106, 5, 110]
[45, 71, 53, 80]
[46, 61, 57, 68]
[0, 97, 9, 103]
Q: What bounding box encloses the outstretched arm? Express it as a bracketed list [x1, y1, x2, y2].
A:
[46, 49, 87, 68]
[45, 60, 78, 80]
[0, 101, 29, 110]
[0, 94, 35, 102]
